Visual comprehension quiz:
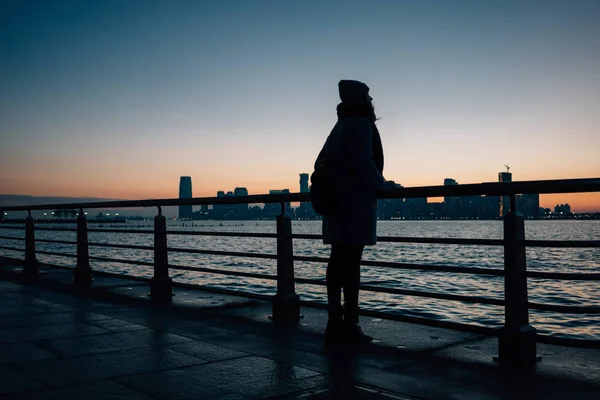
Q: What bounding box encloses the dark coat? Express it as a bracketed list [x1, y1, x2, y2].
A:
[321, 118, 386, 245]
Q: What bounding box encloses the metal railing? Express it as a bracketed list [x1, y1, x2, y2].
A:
[1, 177, 599, 367]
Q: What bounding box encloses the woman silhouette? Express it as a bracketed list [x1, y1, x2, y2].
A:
[318, 80, 396, 344]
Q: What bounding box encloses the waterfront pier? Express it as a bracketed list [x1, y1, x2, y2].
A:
[0, 178, 599, 399]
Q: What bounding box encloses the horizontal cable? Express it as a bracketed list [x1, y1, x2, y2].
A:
[527, 270, 600, 281]
[0, 226, 25, 230]
[36, 250, 76, 258]
[33, 227, 77, 232]
[88, 228, 154, 234]
[291, 233, 505, 246]
[87, 255, 154, 267]
[88, 242, 154, 251]
[36, 238, 77, 245]
[293, 255, 504, 276]
[378, 236, 504, 246]
[169, 263, 277, 280]
[0, 245, 24, 252]
[167, 247, 277, 260]
[523, 240, 600, 248]
[0, 235, 25, 241]
[293, 277, 504, 306]
[167, 230, 278, 238]
[528, 302, 600, 314]
[34, 227, 154, 235]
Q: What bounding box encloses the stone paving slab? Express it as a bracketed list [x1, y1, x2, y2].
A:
[0, 342, 57, 365]
[85, 318, 148, 332]
[0, 309, 111, 329]
[0, 365, 46, 395]
[0, 322, 109, 344]
[117, 356, 323, 399]
[1, 379, 153, 400]
[17, 346, 205, 387]
[35, 329, 192, 358]
[168, 340, 250, 362]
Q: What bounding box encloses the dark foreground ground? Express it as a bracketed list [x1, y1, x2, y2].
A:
[0, 262, 598, 399]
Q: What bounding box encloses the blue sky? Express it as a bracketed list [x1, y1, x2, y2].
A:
[1, 0, 599, 210]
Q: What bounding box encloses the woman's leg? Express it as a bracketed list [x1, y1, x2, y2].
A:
[326, 244, 344, 322]
[341, 245, 364, 326]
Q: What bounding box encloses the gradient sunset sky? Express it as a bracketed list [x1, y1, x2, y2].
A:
[1, 1, 599, 211]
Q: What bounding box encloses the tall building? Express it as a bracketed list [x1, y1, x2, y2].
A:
[264, 189, 291, 217]
[234, 187, 249, 219]
[555, 203, 571, 215]
[498, 170, 512, 216]
[299, 173, 309, 193]
[178, 176, 193, 220]
[443, 178, 459, 217]
[519, 193, 540, 218]
[213, 191, 227, 219]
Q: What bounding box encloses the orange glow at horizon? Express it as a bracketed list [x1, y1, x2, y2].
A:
[2, 175, 598, 213]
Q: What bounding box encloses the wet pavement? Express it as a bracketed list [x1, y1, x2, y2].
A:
[0, 261, 598, 399]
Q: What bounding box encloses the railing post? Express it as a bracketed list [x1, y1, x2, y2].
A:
[74, 209, 93, 284]
[23, 211, 39, 278]
[496, 194, 539, 367]
[151, 206, 172, 301]
[272, 202, 300, 323]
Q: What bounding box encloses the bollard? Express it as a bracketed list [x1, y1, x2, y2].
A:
[496, 195, 540, 367]
[23, 211, 39, 278]
[73, 209, 93, 284]
[271, 203, 300, 323]
[150, 207, 173, 301]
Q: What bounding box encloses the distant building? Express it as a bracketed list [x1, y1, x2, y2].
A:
[443, 178, 459, 217]
[234, 187, 248, 196]
[296, 173, 315, 219]
[234, 187, 249, 219]
[554, 203, 571, 215]
[518, 193, 540, 218]
[178, 176, 193, 220]
[299, 173, 309, 193]
[498, 171, 512, 216]
[405, 197, 428, 219]
[213, 190, 227, 219]
[264, 189, 291, 217]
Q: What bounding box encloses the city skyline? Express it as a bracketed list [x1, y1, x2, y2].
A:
[1, 1, 599, 212]
[0, 170, 597, 214]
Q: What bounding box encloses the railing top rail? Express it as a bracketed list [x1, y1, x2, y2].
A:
[1, 177, 598, 212]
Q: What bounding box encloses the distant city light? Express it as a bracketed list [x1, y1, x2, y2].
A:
[106, 213, 110, 216]
[43, 213, 47, 216]
[85, 212, 88, 215]
[51, 212, 54, 215]
[115, 213, 119, 216]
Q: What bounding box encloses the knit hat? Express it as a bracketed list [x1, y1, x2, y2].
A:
[338, 80, 372, 104]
